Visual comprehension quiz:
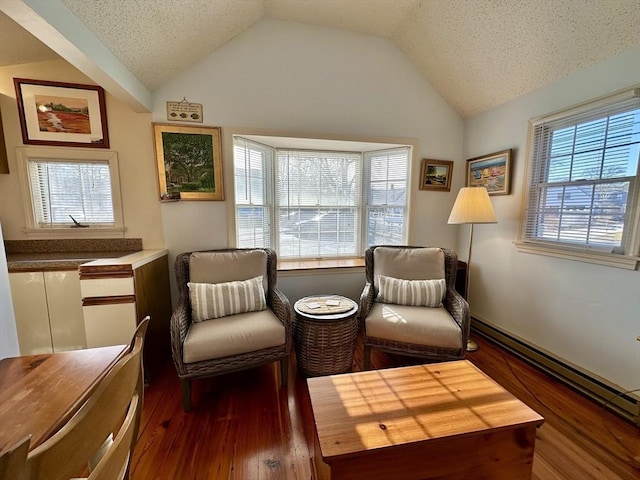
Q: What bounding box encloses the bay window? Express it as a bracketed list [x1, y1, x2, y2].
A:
[234, 136, 410, 259]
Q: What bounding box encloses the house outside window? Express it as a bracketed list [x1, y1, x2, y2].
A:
[233, 136, 410, 259]
[518, 88, 640, 269]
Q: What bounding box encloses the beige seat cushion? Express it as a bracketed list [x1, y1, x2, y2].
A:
[190, 250, 268, 291]
[365, 302, 462, 350]
[183, 309, 285, 364]
[373, 247, 445, 287]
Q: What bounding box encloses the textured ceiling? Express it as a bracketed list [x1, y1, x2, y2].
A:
[2, 0, 639, 118]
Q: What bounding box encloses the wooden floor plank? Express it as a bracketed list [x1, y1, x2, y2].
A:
[130, 334, 639, 479]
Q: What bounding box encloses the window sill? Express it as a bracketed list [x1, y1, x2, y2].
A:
[22, 227, 127, 239]
[277, 258, 365, 276]
[514, 241, 639, 270]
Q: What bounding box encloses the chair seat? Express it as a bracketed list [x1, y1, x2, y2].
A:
[183, 309, 286, 364]
[365, 302, 462, 350]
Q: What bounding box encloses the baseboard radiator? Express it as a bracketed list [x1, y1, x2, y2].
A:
[472, 317, 639, 425]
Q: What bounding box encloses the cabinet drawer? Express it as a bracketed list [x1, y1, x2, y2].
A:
[80, 276, 135, 297]
[83, 302, 137, 348]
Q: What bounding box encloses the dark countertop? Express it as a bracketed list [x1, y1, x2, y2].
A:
[4, 238, 144, 273]
[6, 251, 138, 272]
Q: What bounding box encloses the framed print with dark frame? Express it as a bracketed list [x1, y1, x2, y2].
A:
[419, 158, 453, 191]
[153, 123, 224, 201]
[466, 149, 512, 195]
[0, 105, 8, 173]
[13, 78, 109, 148]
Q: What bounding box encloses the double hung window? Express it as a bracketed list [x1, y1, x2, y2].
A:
[233, 136, 410, 259]
[519, 88, 640, 268]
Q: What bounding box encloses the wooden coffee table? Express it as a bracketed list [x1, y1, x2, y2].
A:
[307, 360, 544, 480]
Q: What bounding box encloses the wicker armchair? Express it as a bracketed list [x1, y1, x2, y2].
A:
[171, 248, 292, 411]
[359, 245, 470, 369]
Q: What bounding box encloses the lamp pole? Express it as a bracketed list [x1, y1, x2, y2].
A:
[465, 222, 479, 352]
[447, 186, 497, 354]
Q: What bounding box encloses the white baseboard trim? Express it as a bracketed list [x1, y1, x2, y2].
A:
[471, 317, 639, 425]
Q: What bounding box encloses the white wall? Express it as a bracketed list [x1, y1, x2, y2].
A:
[0, 219, 19, 359]
[463, 48, 640, 391]
[0, 60, 165, 248]
[152, 19, 465, 302]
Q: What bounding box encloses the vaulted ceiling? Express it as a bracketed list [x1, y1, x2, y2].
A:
[1, 0, 639, 118]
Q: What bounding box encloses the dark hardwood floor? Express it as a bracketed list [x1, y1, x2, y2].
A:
[131, 335, 639, 479]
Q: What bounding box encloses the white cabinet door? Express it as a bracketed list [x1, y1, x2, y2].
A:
[45, 271, 86, 352]
[8, 272, 52, 354]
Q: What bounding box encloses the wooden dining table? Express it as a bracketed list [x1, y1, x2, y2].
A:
[0, 344, 127, 452]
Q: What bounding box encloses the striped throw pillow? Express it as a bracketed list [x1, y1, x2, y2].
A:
[376, 274, 446, 307]
[188, 276, 267, 322]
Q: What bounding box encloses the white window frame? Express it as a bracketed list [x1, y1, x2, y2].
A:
[516, 88, 640, 270]
[16, 147, 125, 238]
[230, 133, 413, 259]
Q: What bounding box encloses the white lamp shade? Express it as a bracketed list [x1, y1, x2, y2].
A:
[447, 187, 497, 224]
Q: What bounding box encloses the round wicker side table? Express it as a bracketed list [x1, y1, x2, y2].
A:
[293, 295, 359, 377]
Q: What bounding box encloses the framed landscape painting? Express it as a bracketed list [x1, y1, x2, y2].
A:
[419, 159, 453, 191]
[14, 78, 109, 148]
[153, 123, 224, 201]
[466, 149, 512, 195]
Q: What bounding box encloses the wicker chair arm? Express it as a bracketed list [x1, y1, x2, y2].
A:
[268, 286, 293, 350]
[444, 288, 470, 347]
[170, 300, 191, 375]
[358, 282, 376, 326]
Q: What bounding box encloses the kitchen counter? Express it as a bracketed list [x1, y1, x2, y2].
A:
[6, 251, 138, 272]
[6, 239, 172, 378]
[4, 238, 144, 273]
[79, 249, 169, 272]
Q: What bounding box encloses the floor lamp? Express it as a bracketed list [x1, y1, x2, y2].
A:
[447, 187, 497, 352]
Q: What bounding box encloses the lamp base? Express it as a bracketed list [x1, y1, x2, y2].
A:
[466, 338, 479, 352]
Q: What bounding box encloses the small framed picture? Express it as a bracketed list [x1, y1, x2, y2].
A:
[419, 159, 453, 191]
[466, 149, 512, 195]
[13, 78, 109, 148]
[153, 123, 224, 201]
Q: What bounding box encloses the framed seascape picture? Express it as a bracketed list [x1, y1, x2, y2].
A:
[419, 159, 453, 191]
[153, 123, 224, 201]
[13, 78, 109, 148]
[466, 149, 512, 195]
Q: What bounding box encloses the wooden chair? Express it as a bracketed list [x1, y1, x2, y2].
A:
[171, 248, 292, 411]
[89, 316, 149, 475]
[86, 393, 139, 480]
[0, 435, 30, 480]
[25, 331, 145, 480]
[128, 317, 149, 457]
[359, 246, 470, 369]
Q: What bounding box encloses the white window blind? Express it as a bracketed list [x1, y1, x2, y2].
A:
[28, 159, 115, 227]
[234, 138, 273, 249]
[233, 136, 410, 259]
[277, 150, 361, 258]
[364, 147, 409, 247]
[522, 89, 640, 257]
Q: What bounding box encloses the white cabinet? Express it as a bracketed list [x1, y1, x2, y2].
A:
[80, 250, 172, 382]
[9, 271, 86, 354]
